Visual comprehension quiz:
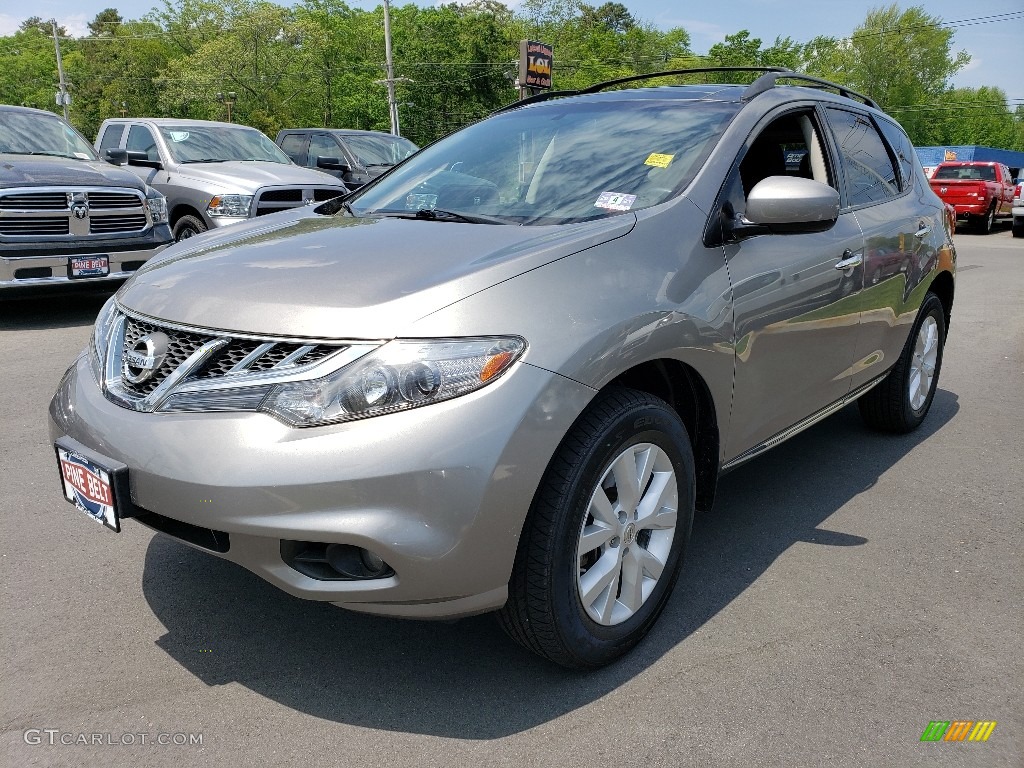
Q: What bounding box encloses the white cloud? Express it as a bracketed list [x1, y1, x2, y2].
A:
[61, 13, 90, 38]
[0, 14, 22, 35]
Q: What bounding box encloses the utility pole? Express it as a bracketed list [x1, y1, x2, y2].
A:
[382, 0, 399, 136]
[51, 19, 70, 121]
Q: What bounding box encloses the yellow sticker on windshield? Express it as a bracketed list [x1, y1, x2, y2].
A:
[645, 153, 674, 168]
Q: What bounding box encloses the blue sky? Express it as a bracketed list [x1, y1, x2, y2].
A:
[2, 0, 1020, 102]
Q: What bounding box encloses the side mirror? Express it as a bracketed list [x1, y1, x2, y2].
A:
[125, 150, 162, 170]
[105, 148, 127, 165]
[727, 176, 840, 241]
[316, 156, 350, 173]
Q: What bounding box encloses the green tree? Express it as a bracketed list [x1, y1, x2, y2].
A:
[703, 30, 803, 82]
[803, 4, 970, 143]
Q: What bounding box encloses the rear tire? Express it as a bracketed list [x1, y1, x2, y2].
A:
[1012, 221, 1024, 238]
[498, 387, 695, 669]
[974, 204, 995, 234]
[173, 215, 207, 241]
[858, 292, 946, 433]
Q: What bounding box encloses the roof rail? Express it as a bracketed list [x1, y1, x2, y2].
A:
[493, 66, 878, 115]
[492, 66, 793, 115]
[743, 70, 879, 108]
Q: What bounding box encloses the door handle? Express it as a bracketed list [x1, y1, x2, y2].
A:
[835, 251, 862, 271]
[914, 224, 931, 239]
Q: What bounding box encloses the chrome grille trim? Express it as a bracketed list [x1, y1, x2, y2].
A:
[100, 302, 380, 413]
[0, 186, 150, 239]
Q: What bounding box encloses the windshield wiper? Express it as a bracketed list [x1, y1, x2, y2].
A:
[413, 208, 504, 224]
[181, 158, 230, 164]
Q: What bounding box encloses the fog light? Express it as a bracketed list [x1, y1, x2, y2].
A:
[360, 549, 387, 575]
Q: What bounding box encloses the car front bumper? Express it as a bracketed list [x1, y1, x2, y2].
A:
[48, 353, 594, 618]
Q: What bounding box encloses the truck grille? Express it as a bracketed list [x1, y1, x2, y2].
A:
[254, 186, 346, 216]
[0, 186, 148, 239]
[90, 214, 148, 234]
[0, 217, 70, 235]
[88, 191, 142, 209]
[0, 192, 68, 210]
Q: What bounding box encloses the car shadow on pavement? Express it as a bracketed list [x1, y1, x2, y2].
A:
[142, 389, 958, 739]
[0, 289, 114, 331]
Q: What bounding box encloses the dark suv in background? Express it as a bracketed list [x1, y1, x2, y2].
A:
[1, 105, 171, 289]
[276, 128, 418, 191]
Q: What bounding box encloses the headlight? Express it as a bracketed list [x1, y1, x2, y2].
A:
[207, 194, 253, 217]
[260, 337, 526, 426]
[145, 195, 168, 224]
[89, 295, 119, 384]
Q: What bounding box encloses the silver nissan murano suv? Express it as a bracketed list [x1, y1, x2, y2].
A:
[50, 69, 956, 668]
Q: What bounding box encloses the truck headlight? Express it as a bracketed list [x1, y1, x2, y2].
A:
[145, 194, 168, 224]
[207, 194, 253, 217]
[260, 337, 526, 426]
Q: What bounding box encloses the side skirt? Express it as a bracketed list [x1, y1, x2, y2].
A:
[720, 373, 888, 474]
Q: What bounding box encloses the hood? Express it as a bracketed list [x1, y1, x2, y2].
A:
[0, 155, 147, 191]
[117, 210, 635, 339]
[173, 161, 347, 193]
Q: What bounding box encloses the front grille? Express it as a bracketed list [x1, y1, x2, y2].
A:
[122, 317, 213, 397]
[90, 214, 148, 234]
[113, 311, 348, 405]
[88, 191, 142, 209]
[0, 192, 68, 210]
[0, 217, 70, 235]
[254, 186, 345, 217]
[259, 189, 303, 203]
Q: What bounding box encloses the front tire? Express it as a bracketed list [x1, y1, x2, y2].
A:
[173, 214, 207, 241]
[858, 292, 946, 433]
[498, 387, 695, 668]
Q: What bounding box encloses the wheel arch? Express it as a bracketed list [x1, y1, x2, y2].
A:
[927, 269, 955, 330]
[169, 204, 205, 229]
[609, 359, 720, 513]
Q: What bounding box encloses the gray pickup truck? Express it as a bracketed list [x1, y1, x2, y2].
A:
[95, 118, 349, 241]
[1, 105, 172, 290]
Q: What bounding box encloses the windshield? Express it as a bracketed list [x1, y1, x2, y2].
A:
[344, 134, 418, 166]
[350, 98, 738, 225]
[0, 112, 97, 160]
[159, 125, 291, 164]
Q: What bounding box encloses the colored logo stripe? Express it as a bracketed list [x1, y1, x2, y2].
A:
[968, 722, 997, 742]
[920, 721, 996, 742]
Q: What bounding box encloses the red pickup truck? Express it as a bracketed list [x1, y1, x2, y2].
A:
[929, 161, 1015, 234]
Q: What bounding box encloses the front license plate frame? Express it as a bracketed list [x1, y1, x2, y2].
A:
[69, 255, 110, 279]
[55, 437, 131, 532]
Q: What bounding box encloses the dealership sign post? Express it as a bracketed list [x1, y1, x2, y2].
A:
[519, 40, 553, 99]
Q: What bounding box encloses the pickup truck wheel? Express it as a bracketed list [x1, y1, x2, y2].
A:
[1012, 221, 1024, 238]
[498, 387, 695, 668]
[974, 204, 995, 235]
[858, 293, 946, 433]
[173, 215, 207, 241]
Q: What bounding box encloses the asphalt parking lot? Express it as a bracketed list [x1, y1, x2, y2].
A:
[1, 228, 1021, 768]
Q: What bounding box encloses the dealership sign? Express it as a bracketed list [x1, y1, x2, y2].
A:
[519, 40, 553, 90]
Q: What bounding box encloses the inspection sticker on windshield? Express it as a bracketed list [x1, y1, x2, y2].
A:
[644, 153, 674, 168]
[168, 131, 190, 142]
[595, 192, 636, 211]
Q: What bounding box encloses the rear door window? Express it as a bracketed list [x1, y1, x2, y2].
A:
[98, 124, 125, 152]
[825, 107, 899, 206]
[278, 133, 308, 165]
